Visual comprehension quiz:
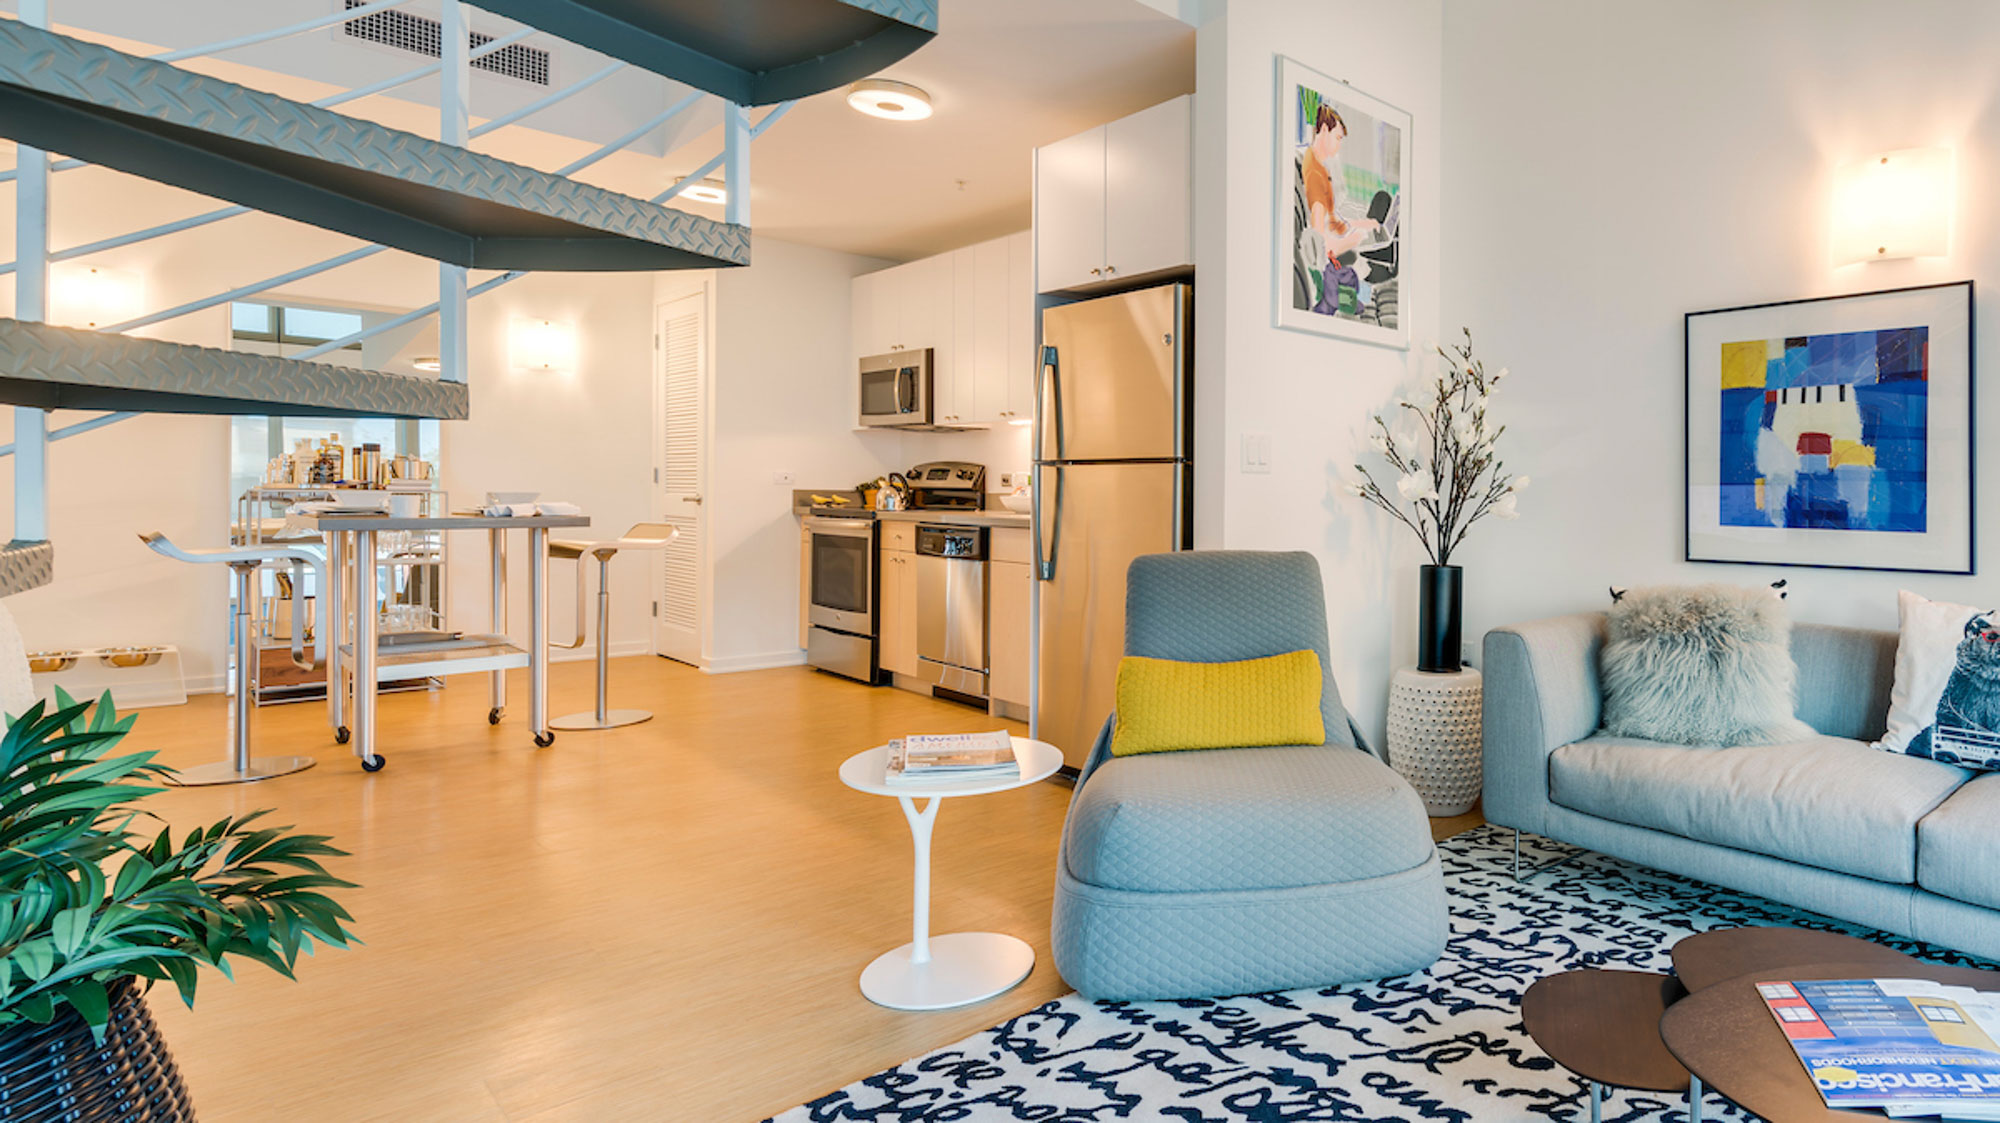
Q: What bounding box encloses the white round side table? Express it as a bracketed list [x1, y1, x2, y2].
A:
[1386, 666, 1483, 817]
[838, 737, 1063, 1011]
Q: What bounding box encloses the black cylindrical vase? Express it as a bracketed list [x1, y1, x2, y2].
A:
[1417, 564, 1463, 673]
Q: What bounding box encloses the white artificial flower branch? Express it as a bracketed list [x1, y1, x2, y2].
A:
[1346, 327, 1524, 566]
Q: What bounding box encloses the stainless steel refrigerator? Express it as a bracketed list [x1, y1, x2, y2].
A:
[1033, 282, 1192, 769]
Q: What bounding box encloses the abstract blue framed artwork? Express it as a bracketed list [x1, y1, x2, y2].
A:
[1687, 282, 1974, 574]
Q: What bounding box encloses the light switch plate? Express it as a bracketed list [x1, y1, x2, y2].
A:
[1240, 433, 1272, 474]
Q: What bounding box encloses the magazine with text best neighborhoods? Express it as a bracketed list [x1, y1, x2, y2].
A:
[1762, 977, 2000, 1118]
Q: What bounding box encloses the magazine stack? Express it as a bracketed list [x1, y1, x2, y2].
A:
[1762, 976, 2000, 1119]
[885, 731, 1018, 786]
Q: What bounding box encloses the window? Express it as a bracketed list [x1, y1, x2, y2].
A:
[226, 302, 440, 503]
[230, 302, 363, 350]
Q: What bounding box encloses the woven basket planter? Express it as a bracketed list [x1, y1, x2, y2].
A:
[0, 978, 194, 1122]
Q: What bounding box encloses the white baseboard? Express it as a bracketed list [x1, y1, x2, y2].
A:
[701, 650, 808, 674]
[548, 639, 653, 664]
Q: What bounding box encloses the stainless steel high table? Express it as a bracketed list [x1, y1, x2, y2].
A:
[299, 510, 591, 771]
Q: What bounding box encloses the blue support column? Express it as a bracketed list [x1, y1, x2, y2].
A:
[439, 0, 471, 384]
[723, 100, 750, 227]
[12, 0, 49, 544]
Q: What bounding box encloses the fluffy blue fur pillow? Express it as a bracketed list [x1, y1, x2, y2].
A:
[1600, 584, 1814, 747]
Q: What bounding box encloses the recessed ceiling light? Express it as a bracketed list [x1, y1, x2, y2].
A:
[413, 355, 442, 372]
[679, 180, 727, 205]
[847, 79, 933, 122]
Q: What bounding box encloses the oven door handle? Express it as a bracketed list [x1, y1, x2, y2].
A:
[803, 515, 875, 538]
[897, 366, 914, 414]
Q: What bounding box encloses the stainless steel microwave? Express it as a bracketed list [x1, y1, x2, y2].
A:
[857, 349, 933, 428]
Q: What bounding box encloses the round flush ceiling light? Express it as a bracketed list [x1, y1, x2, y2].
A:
[412, 355, 442, 372]
[679, 180, 727, 206]
[847, 79, 933, 121]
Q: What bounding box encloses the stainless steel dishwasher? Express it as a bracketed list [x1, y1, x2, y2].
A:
[915, 524, 988, 699]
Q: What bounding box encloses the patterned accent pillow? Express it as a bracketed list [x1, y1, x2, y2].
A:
[1878, 590, 2000, 770]
[1111, 650, 1324, 756]
[1600, 583, 1814, 747]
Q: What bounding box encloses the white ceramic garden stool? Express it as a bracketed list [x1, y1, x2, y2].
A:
[838, 738, 1064, 1011]
[1387, 665, 1483, 816]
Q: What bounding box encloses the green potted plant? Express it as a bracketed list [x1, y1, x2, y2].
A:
[0, 689, 356, 1121]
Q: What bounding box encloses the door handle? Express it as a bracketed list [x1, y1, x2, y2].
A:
[682, 495, 703, 505]
[897, 368, 913, 414]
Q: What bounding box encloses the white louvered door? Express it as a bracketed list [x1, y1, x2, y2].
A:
[653, 291, 706, 664]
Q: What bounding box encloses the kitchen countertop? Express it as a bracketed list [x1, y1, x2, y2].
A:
[875, 508, 1030, 528]
[792, 502, 1029, 528]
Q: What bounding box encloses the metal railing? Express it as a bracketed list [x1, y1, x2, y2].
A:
[2, 0, 790, 545]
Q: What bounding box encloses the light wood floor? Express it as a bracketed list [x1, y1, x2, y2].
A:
[126, 658, 1479, 1121]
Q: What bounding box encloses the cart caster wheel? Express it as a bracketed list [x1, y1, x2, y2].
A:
[334, 726, 351, 745]
[534, 732, 555, 748]
[488, 708, 502, 725]
[361, 754, 386, 773]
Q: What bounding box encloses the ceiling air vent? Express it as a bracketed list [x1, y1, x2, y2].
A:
[342, 1, 550, 87]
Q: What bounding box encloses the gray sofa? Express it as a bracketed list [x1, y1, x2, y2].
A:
[1484, 612, 2000, 962]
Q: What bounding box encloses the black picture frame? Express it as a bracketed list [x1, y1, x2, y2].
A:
[1683, 279, 1975, 575]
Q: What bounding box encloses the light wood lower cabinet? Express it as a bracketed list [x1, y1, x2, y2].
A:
[799, 527, 811, 649]
[988, 528, 1032, 706]
[878, 543, 919, 678]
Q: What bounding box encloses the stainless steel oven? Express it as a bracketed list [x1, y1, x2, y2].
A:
[858, 349, 933, 428]
[804, 513, 879, 682]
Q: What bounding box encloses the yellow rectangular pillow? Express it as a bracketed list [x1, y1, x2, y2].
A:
[1110, 649, 1325, 756]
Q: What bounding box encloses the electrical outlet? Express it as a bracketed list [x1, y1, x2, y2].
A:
[1240, 433, 1272, 474]
[772, 471, 795, 486]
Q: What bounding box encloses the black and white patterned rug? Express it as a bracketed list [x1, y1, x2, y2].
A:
[774, 824, 1996, 1123]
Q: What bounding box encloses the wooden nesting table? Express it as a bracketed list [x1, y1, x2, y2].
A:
[1523, 926, 1992, 1122]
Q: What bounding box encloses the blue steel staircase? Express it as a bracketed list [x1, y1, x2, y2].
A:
[0, 0, 938, 594]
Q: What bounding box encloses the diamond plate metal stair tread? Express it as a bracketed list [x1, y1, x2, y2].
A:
[0, 541, 53, 596]
[473, 0, 937, 105]
[0, 319, 468, 420]
[0, 22, 748, 272]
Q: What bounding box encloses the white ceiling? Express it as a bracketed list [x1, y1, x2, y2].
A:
[664, 0, 1197, 261]
[13, 0, 1192, 263]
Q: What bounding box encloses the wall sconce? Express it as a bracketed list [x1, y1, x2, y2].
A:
[50, 264, 145, 329]
[1832, 147, 1953, 265]
[508, 317, 578, 375]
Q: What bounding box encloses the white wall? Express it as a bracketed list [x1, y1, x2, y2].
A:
[654, 237, 1036, 672]
[1442, 0, 2000, 645]
[1192, 0, 1444, 743]
[655, 237, 899, 671]
[0, 165, 660, 687]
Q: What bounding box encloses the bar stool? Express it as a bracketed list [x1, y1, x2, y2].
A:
[140, 531, 325, 785]
[549, 522, 678, 731]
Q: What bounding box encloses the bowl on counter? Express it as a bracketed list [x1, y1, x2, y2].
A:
[27, 651, 77, 674]
[1000, 491, 1032, 514]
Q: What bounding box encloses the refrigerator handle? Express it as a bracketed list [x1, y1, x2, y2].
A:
[1038, 344, 1064, 461]
[1033, 463, 1063, 581]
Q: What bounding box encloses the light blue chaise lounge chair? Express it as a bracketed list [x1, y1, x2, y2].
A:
[1051, 550, 1449, 1000]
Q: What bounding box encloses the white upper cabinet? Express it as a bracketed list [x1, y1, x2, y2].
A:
[1006, 231, 1036, 421]
[853, 231, 1036, 429]
[1033, 126, 1110, 294]
[1033, 94, 1192, 294]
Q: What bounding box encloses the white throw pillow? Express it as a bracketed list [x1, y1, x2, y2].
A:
[1877, 590, 2000, 764]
